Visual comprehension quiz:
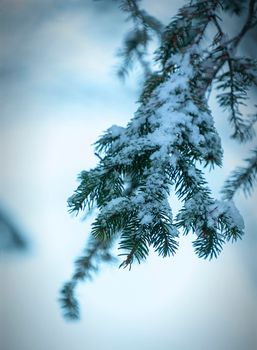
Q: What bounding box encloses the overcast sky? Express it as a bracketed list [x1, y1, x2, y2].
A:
[1, 1, 257, 350]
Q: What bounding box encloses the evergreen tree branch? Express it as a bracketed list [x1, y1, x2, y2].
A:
[117, 0, 163, 79]
[60, 0, 255, 320]
[222, 147, 257, 199]
[195, 0, 257, 95]
[120, 0, 163, 33]
[60, 236, 116, 320]
[231, 0, 257, 48]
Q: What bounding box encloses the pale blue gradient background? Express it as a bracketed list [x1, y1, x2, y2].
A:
[1, 1, 257, 350]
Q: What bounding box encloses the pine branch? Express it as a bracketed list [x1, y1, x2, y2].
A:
[119, 229, 149, 269]
[193, 0, 257, 95]
[157, 0, 221, 68]
[60, 0, 256, 320]
[231, 0, 257, 48]
[120, 0, 163, 33]
[216, 57, 257, 142]
[222, 148, 257, 199]
[150, 219, 179, 257]
[193, 226, 225, 259]
[60, 236, 115, 320]
[117, 0, 163, 79]
[116, 28, 152, 79]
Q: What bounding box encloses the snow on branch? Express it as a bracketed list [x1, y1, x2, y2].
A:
[60, 0, 257, 320]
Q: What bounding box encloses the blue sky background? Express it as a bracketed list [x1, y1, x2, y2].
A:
[1, 1, 257, 349]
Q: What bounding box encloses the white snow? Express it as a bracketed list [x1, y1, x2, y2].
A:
[95, 40, 242, 240]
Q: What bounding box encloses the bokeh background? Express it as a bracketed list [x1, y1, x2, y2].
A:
[1, 1, 257, 349]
